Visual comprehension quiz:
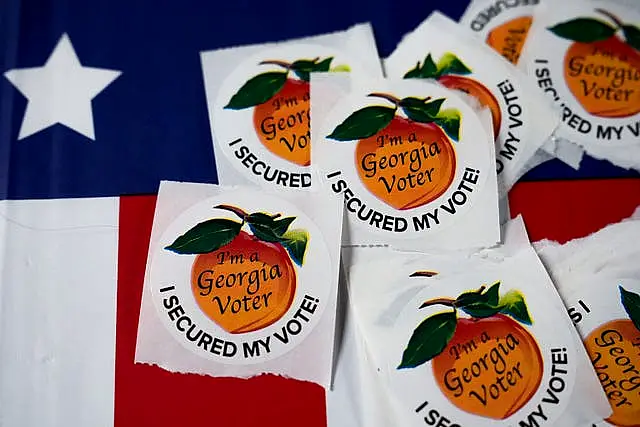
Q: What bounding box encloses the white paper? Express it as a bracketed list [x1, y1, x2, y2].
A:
[200, 23, 384, 191]
[459, 0, 539, 64]
[541, 135, 585, 170]
[327, 264, 393, 427]
[0, 198, 119, 427]
[348, 228, 610, 427]
[519, 0, 640, 171]
[532, 208, 640, 426]
[535, 205, 640, 290]
[517, 148, 555, 178]
[135, 181, 343, 388]
[384, 11, 559, 193]
[311, 74, 501, 251]
[327, 216, 541, 426]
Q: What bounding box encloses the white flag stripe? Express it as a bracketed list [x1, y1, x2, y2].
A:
[327, 298, 396, 427]
[0, 197, 119, 427]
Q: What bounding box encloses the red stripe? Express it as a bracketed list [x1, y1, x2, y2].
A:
[509, 179, 640, 243]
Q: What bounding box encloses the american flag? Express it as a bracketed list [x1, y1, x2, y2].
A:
[1, 0, 638, 426]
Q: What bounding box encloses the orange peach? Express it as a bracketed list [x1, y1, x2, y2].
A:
[431, 314, 543, 419]
[355, 116, 456, 210]
[253, 78, 311, 166]
[191, 230, 296, 334]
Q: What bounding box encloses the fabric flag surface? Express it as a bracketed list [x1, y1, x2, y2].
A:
[1, 0, 640, 426]
[0, 198, 119, 426]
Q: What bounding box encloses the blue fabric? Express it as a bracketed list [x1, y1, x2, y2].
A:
[1, 0, 637, 200]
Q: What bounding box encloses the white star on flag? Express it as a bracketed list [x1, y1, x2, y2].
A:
[4, 33, 121, 140]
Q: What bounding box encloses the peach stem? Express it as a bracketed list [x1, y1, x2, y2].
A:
[214, 205, 282, 222]
[410, 271, 439, 277]
[595, 8, 623, 28]
[419, 297, 456, 309]
[368, 92, 401, 106]
[214, 204, 248, 220]
[259, 57, 320, 70]
[259, 60, 293, 69]
[418, 285, 486, 309]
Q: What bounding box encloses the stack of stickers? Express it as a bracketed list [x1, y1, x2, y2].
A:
[134, 0, 640, 426]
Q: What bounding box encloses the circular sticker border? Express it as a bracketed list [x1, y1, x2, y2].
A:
[148, 190, 333, 365]
[317, 78, 493, 239]
[524, 3, 640, 148]
[389, 43, 533, 176]
[562, 277, 640, 427]
[212, 43, 370, 190]
[384, 278, 578, 427]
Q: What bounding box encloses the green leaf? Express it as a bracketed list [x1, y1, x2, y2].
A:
[454, 284, 531, 324]
[484, 282, 500, 306]
[456, 282, 501, 318]
[456, 282, 501, 308]
[498, 290, 532, 325]
[403, 54, 438, 79]
[291, 59, 319, 81]
[330, 64, 351, 72]
[165, 218, 242, 254]
[434, 108, 461, 141]
[292, 70, 312, 82]
[247, 222, 283, 242]
[327, 106, 396, 141]
[314, 57, 334, 72]
[291, 57, 334, 81]
[456, 289, 487, 307]
[460, 301, 501, 319]
[291, 59, 319, 70]
[420, 54, 439, 77]
[453, 290, 482, 307]
[548, 18, 616, 43]
[400, 97, 445, 123]
[246, 212, 273, 223]
[272, 216, 296, 235]
[399, 97, 427, 110]
[398, 311, 457, 369]
[281, 229, 309, 266]
[619, 286, 640, 331]
[436, 52, 472, 76]
[404, 62, 423, 79]
[224, 71, 287, 109]
[623, 25, 640, 52]
[246, 212, 297, 243]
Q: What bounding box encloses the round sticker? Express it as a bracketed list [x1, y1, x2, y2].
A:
[524, 3, 640, 147]
[461, 0, 539, 64]
[383, 11, 549, 185]
[148, 190, 332, 365]
[318, 79, 491, 238]
[385, 278, 577, 426]
[212, 43, 366, 190]
[564, 279, 640, 427]
[395, 46, 535, 177]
